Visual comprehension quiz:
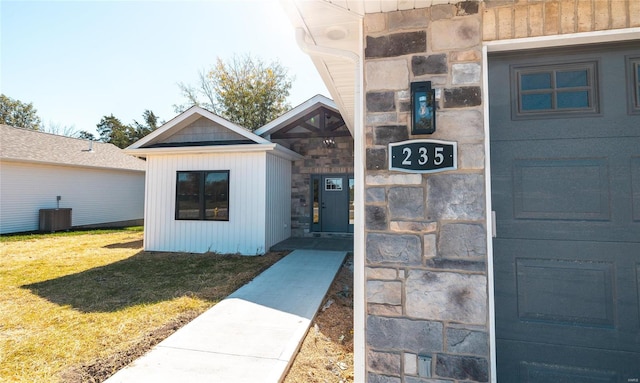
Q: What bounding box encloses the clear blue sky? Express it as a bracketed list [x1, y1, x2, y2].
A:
[1, 0, 329, 136]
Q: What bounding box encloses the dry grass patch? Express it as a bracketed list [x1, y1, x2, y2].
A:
[0, 228, 284, 383]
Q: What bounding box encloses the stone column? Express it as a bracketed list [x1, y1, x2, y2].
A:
[363, 3, 489, 382]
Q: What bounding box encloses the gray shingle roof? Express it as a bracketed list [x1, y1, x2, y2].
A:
[0, 125, 145, 172]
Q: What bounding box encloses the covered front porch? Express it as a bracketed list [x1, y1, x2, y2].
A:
[255, 95, 354, 238]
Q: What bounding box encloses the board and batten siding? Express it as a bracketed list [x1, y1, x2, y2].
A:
[0, 161, 144, 234]
[265, 153, 292, 250]
[144, 152, 269, 255]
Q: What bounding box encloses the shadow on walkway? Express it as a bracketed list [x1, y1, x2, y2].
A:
[270, 236, 353, 252]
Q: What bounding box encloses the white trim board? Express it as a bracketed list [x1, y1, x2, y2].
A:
[481, 43, 497, 383]
[123, 143, 303, 162]
[485, 27, 640, 53]
[352, 20, 366, 383]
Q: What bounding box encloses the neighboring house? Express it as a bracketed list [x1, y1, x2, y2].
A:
[0, 124, 145, 234]
[280, 1, 640, 382]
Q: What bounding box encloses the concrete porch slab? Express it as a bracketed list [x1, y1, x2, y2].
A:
[270, 236, 354, 252]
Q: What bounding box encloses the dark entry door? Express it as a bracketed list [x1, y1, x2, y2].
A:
[320, 175, 349, 232]
[489, 42, 640, 382]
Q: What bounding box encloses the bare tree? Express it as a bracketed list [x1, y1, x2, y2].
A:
[43, 122, 79, 137]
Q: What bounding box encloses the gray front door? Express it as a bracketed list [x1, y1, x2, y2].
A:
[320, 175, 349, 232]
[311, 174, 353, 233]
[489, 42, 640, 381]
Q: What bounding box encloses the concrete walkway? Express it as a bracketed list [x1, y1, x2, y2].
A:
[105, 249, 347, 383]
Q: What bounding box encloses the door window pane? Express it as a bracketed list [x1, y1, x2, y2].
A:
[556, 70, 588, 88]
[522, 93, 552, 111]
[349, 178, 355, 225]
[313, 178, 319, 224]
[557, 91, 589, 109]
[521, 73, 551, 90]
[325, 178, 343, 191]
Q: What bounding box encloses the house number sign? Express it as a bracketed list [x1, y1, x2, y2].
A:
[389, 139, 457, 173]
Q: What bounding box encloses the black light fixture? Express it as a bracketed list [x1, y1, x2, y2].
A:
[411, 81, 436, 135]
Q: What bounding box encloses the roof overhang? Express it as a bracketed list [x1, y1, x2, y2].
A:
[280, 1, 455, 129]
[280, 0, 362, 132]
[126, 105, 271, 150]
[255, 94, 341, 137]
[123, 143, 303, 162]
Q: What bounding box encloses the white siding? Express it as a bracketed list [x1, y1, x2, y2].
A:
[0, 161, 145, 234]
[265, 153, 292, 249]
[144, 152, 268, 255]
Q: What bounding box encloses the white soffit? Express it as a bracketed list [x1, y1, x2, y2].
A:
[321, 0, 455, 14]
[282, 0, 362, 131]
[283, 0, 453, 129]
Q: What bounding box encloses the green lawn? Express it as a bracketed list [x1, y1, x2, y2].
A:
[0, 228, 284, 382]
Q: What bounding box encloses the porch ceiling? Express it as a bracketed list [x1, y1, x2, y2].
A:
[272, 106, 350, 139]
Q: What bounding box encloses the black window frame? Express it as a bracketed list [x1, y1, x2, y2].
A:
[510, 60, 600, 120]
[175, 170, 230, 221]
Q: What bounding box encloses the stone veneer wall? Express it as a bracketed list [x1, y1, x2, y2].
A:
[363, 1, 635, 382]
[272, 135, 354, 237]
[363, 2, 488, 382]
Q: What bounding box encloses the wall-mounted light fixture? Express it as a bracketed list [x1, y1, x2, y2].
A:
[411, 81, 436, 135]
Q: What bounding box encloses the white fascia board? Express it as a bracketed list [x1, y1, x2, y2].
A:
[485, 27, 640, 52]
[123, 143, 303, 161]
[127, 106, 269, 149]
[254, 94, 338, 137]
[271, 143, 305, 161]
